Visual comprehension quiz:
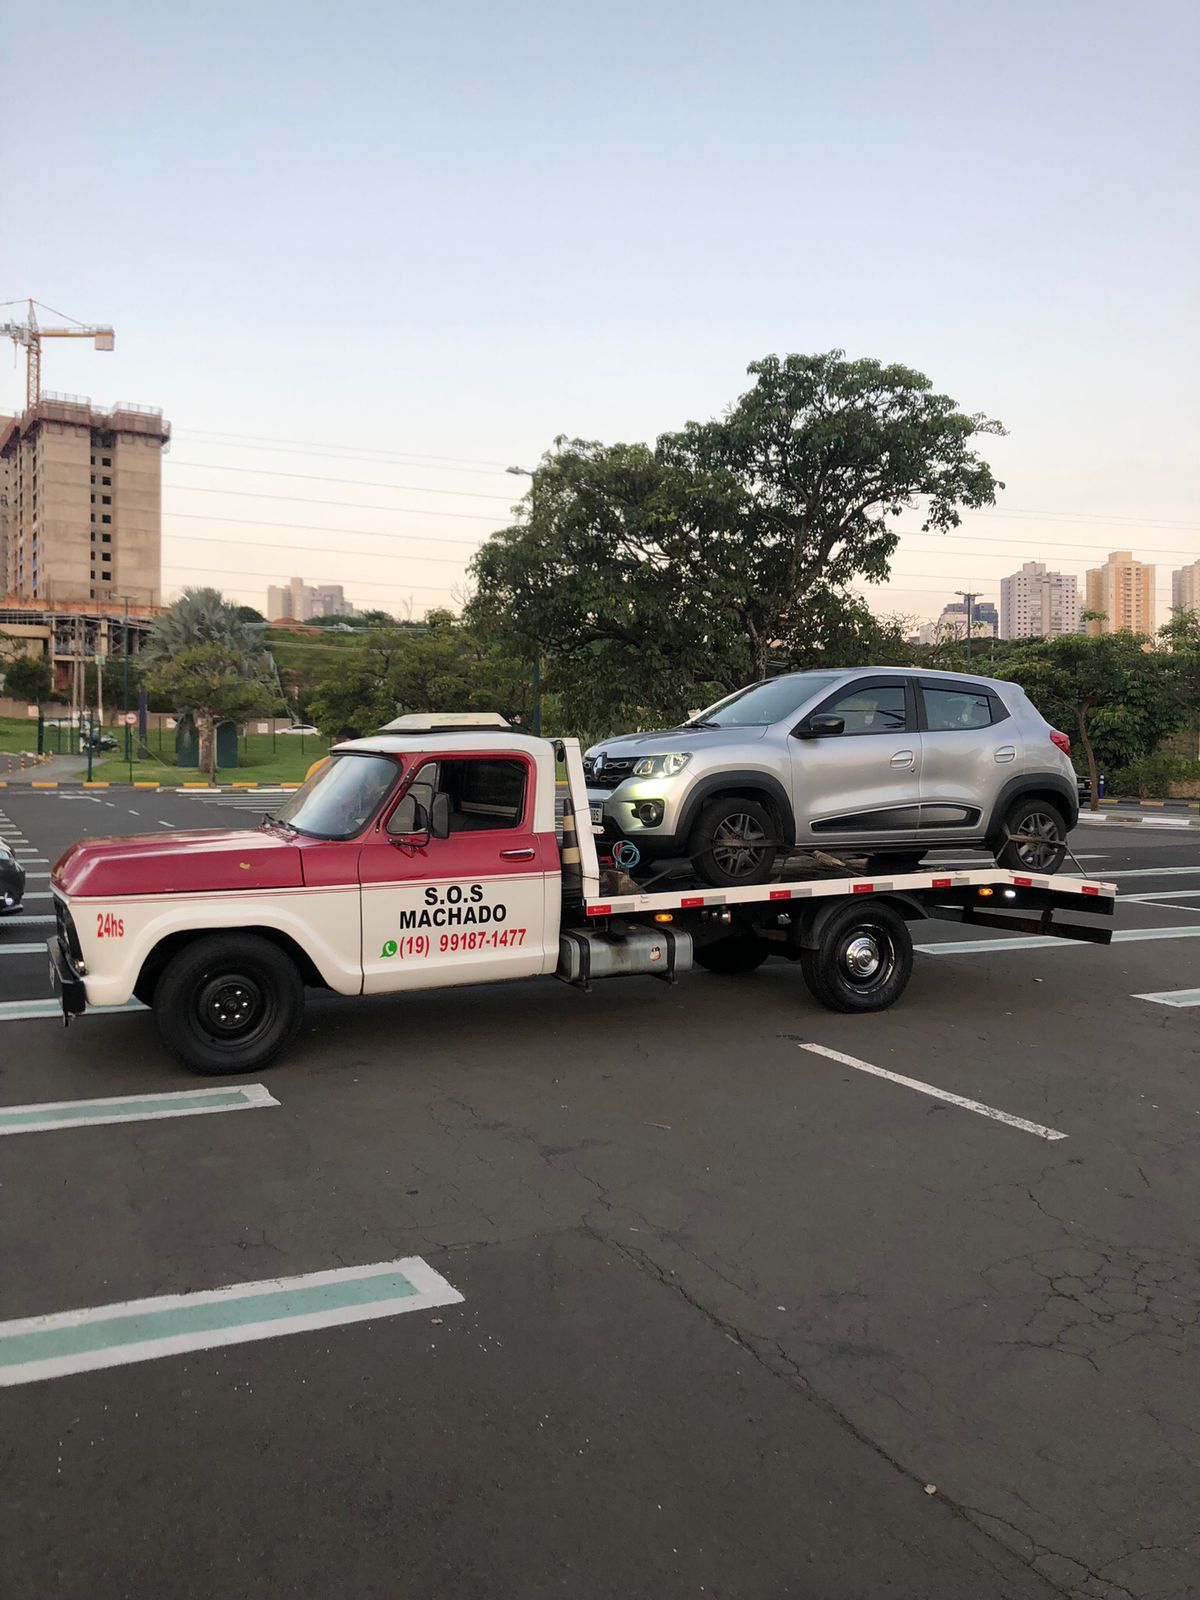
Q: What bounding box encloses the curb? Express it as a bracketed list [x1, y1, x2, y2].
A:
[1078, 812, 1200, 830]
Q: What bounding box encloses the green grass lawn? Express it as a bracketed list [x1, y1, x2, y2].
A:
[91, 731, 330, 786]
[0, 715, 43, 755]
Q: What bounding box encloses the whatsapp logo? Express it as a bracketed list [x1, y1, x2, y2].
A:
[380, 939, 398, 959]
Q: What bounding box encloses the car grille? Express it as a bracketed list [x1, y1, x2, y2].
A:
[585, 756, 637, 790]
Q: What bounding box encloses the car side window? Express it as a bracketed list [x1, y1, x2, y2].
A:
[822, 683, 908, 735]
[388, 757, 528, 835]
[923, 688, 993, 732]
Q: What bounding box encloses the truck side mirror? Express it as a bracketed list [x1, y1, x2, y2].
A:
[430, 792, 451, 839]
[793, 713, 845, 739]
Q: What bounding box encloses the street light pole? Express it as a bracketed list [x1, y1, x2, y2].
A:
[955, 590, 979, 664]
[507, 464, 542, 735]
[122, 595, 132, 782]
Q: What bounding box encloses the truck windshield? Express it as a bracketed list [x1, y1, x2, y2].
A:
[689, 673, 844, 727]
[270, 753, 401, 840]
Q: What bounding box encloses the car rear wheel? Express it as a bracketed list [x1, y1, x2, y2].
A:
[798, 902, 913, 1013]
[693, 933, 770, 974]
[154, 933, 304, 1075]
[687, 798, 779, 888]
[994, 798, 1068, 874]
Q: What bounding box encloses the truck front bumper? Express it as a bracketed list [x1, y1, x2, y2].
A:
[47, 935, 87, 1019]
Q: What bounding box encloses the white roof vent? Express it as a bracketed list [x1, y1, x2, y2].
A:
[381, 712, 512, 732]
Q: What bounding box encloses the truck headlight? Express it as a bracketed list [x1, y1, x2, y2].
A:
[632, 752, 692, 778]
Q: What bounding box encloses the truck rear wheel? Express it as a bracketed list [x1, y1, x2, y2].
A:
[154, 934, 304, 1075]
[799, 902, 912, 1013]
[693, 933, 770, 974]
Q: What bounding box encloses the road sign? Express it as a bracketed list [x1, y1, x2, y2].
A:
[123, 712, 137, 726]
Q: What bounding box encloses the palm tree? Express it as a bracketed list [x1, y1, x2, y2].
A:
[142, 587, 263, 665]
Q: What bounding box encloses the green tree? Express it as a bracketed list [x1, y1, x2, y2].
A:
[1, 653, 52, 702]
[145, 643, 274, 781]
[308, 611, 531, 735]
[143, 587, 264, 665]
[992, 633, 1176, 808]
[468, 352, 1003, 730]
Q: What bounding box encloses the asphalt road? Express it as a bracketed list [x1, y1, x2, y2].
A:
[1, 787, 1198, 1599]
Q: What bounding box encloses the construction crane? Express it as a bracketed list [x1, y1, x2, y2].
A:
[1, 298, 114, 410]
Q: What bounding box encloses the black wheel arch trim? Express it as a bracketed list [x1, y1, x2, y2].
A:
[674, 771, 796, 848]
[985, 773, 1079, 842]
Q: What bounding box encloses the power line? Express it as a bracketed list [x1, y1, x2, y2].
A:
[163, 510, 486, 545]
[168, 532, 474, 566]
[165, 460, 518, 501]
[173, 428, 516, 472]
[161, 563, 457, 594]
[164, 490, 506, 523]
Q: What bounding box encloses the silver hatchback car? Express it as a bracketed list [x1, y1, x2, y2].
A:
[585, 667, 1078, 887]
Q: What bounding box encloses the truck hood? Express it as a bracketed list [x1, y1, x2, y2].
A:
[52, 828, 306, 899]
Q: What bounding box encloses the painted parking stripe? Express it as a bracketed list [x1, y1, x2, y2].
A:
[1102, 866, 1200, 879]
[21, 893, 52, 902]
[1134, 989, 1200, 1008]
[0, 1257, 463, 1388]
[0, 944, 46, 956]
[0, 915, 55, 927]
[0, 998, 144, 1022]
[798, 1042, 1067, 1142]
[0, 1082, 278, 1136]
[1123, 888, 1200, 902]
[918, 925, 1200, 954]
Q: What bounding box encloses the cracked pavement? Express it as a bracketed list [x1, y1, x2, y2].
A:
[1, 790, 1198, 1597]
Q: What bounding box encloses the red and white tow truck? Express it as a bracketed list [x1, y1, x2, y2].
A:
[48, 716, 1116, 1075]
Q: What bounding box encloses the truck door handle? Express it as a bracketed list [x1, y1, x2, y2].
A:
[500, 847, 536, 861]
[994, 746, 1016, 763]
[890, 750, 915, 768]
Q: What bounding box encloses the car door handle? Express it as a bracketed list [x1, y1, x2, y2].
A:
[500, 847, 536, 861]
[890, 750, 915, 768]
[994, 746, 1016, 763]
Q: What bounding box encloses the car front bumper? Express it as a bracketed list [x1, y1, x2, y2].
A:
[47, 935, 87, 1018]
[587, 780, 689, 854]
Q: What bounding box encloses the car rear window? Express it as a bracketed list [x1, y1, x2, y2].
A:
[922, 687, 994, 731]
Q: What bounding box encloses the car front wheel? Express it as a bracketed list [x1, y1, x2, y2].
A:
[154, 933, 304, 1074]
[687, 798, 780, 887]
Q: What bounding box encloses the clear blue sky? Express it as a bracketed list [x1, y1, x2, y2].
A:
[3, 0, 1197, 622]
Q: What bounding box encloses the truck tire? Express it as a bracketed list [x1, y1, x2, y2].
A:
[154, 933, 304, 1075]
[693, 934, 770, 974]
[688, 798, 779, 888]
[994, 798, 1068, 874]
[798, 901, 912, 1013]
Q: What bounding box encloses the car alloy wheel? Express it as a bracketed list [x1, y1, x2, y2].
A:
[1014, 811, 1063, 871]
[711, 812, 769, 879]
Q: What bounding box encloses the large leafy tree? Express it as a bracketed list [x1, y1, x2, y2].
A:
[143, 587, 264, 664]
[468, 352, 1003, 730]
[146, 643, 274, 781]
[1, 653, 52, 702]
[992, 633, 1178, 807]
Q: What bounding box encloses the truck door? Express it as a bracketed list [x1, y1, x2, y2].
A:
[358, 752, 552, 994]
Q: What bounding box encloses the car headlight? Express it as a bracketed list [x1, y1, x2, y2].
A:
[632, 752, 692, 778]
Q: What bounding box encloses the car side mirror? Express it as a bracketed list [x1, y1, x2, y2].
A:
[793, 714, 845, 739]
[429, 792, 451, 840]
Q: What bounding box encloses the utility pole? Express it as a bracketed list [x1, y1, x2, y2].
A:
[122, 596, 132, 782]
[506, 465, 542, 734]
[955, 591, 980, 663]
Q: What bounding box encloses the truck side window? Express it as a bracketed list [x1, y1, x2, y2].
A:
[388, 758, 527, 834]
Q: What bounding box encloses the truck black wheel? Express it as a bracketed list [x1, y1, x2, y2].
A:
[688, 799, 779, 888]
[994, 798, 1067, 874]
[799, 902, 912, 1013]
[154, 934, 304, 1075]
[693, 934, 770, 974]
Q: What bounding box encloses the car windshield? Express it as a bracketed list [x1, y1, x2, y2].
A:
[270, 752, 400, 840]
[689, 673, 845, 727]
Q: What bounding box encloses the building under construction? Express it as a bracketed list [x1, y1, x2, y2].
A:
[0, 394, 170, 609]
[0, 598, 162, 707]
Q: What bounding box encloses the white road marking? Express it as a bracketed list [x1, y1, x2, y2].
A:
[0, 1257, 463, 1387]
[157, 820, 176, 828]
[1134, 989, 1200, 1008]
[918, 926, 1200, 954]
[0, 999, 145, 1022]
[20, 893, 52, 902]
[1102, 866, 1200, 879]
[798, 1042, 1067, 1142]
[0, 1082, 278, 1137]
[0, 944, 45, 956]
[21, 872, 50, 880]
[0, 915, 54, 926]
[1123, 888, 1200, 901]
[127, 809, 139, 816]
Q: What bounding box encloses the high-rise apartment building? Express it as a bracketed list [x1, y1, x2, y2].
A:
[0, 395, 169, 608]
[266, 577, 354, 621]
[999, 561, 1081, 639]
[1084, 551, 1155, 636]
[1171, 559, 1200, 618]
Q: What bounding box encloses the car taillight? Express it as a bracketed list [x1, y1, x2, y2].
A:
[1049, 730, 1071, 755]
